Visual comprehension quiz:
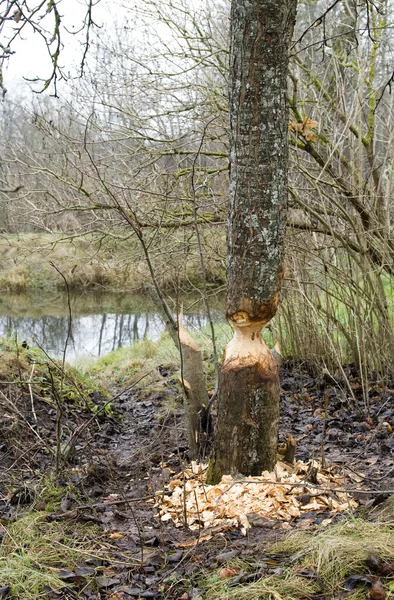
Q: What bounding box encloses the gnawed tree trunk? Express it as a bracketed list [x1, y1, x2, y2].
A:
[147, 286, 208, 458]
[207, 0, 297, 483]
[178, 323, 209, 459]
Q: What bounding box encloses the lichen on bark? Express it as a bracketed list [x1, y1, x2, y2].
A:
[207, 0, 297, 483]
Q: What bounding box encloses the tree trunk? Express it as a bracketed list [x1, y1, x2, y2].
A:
[147, 286, 208, 458]
[178, 324, 209, 459]
[207, 0, 297, 483]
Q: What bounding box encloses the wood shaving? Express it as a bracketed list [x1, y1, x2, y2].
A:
[155, 460, 357, 534]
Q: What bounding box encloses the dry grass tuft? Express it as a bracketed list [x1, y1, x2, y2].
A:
[204, 517, 394, 600]
[0, 512, 100, 599]
[275, 518, 394, 593]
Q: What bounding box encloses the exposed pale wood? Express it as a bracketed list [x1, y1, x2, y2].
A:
[284, 434, 296, 465]
[147, 289, 208, 458]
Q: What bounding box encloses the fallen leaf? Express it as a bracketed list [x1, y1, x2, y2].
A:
[219, 567, 239, 579]
[379, 561, 394, 576]
[96, 576, 121, 589]
[369, 579, 386, 600]
[108, 531, 125, 539]
[367, 555, 380, 572]
[343, 574, 372, 591]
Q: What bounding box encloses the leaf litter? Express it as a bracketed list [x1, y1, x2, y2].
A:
[4, 356, 394, 599]
[156, 460, 357, 534]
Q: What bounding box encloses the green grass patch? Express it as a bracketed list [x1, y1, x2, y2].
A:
[83, 322, 230, 392]
[32, 476, 80, 513]
[85, 336, 178, 384]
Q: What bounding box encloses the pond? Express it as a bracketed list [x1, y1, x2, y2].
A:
[0, 290, 225, 362]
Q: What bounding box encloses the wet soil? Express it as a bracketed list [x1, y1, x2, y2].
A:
[1, 360, 394, 599]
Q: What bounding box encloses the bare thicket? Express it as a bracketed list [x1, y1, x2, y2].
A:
[284, 0, 394, 385]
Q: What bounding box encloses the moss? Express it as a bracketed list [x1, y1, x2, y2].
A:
[34, 476, 79, 513]
[205, 458, 222, 485]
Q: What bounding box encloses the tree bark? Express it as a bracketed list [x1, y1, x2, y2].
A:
[147, 287, 208, 458]
[207, 0, 297, 483]
[178, 324, 209, 459]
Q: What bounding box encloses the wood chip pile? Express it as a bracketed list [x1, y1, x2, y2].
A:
[156, 461, 358, 534]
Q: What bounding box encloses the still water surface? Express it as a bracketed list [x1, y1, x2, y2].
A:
[0, 290, 224, 361]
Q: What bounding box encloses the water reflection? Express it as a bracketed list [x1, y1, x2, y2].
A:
[0, 291, 224, 361]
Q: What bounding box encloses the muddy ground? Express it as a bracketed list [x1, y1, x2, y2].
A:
[1, 360, 394, 599]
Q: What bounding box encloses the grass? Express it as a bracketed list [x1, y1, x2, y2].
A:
[0, 512, 100, 599]
[85, 336, 179, 384]
[206, 572, 317, 600]
[32, 476, 80, 513]
[202, 517, 394, 600]
[0, 232, 140, 291]
[275, 517, 394, 586]
[82, 320, 232, 388]
[0, 232, 225, 292]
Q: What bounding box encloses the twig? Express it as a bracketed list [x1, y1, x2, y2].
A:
[44, 495, 155, 522]
[46, 509, 102, 524]
[0, 388, 54, 454]
[0, 185, 23, 193]
[156, 544, 200, 585]
[190, 117, 221, 422]
[374, 70, 394, 113]
[320, 391, 329, 469]
[27, 363, 37, 424]
[30, 340, 92, 411]
[49, 262, 73, 473]
[49, 262, 72, 383]
[291, 0, 342, 49]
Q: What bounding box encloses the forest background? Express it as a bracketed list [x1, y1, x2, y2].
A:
[2, 0, 394, 395]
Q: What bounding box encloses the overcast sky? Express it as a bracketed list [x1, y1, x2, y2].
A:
[2, 0, 116, 97]
[2, 0, 212, 101]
